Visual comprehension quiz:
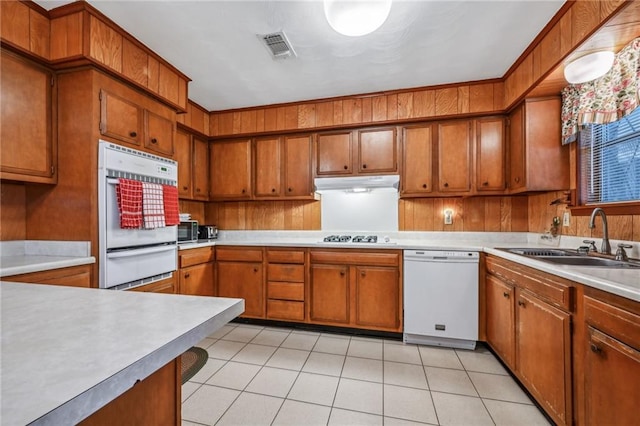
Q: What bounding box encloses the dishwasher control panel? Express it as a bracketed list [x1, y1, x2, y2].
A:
[404, 250, 480, 260]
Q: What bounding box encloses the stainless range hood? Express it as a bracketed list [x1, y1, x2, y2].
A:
[314, 175, 400, 193]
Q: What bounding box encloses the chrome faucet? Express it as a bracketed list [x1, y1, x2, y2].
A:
[588, 208, 612, 255]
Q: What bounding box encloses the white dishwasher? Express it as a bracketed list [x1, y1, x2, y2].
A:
[403, 250, 479, 350]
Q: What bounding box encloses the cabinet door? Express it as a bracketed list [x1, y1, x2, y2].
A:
[358, 127, 397, 174]
[180, 262, 214, 296]
[401, 125, 433, 195]
[354, 266, 400, 331]
[254, 137, 281, 197]
[217, 261, 264, 317]
[192, 136, 209, 200]
[310, 264, 350, 324]
[99, 89, 142, 146]
[438, 120, 472, 192]
[508, 104, 525, 191]
[284, 135, 313, 197]
[516, 290, 572, 426]
[585, 327, 640, 426]
[1, 51, 56, 183]
[485, 275, 515, 368]
[316, 131, 352, 175]
[130, 276, 176, 294]
[144, 110, 174, 156]
[175, 128, 192, 198]
[210, 139, 252, 199]
[476, 117, 505, 191]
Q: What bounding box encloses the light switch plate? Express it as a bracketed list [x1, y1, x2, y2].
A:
[444, 209, 453, 225]
[563, 211, 571, 227]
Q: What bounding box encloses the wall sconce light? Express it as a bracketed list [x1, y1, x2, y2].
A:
[443, 209, 454, 225]
[324, 0, 392, 37]
[564, 51, 615, 84]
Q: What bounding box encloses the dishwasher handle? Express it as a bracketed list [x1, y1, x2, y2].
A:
[405, 257, 479, 264]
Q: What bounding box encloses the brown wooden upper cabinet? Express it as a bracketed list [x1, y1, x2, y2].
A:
[210, 139, 252, 200]
[316, 127, 397, 177]
[0, 49, 57, 184]
[508, 97, 569, 193]
[176, 128, 209, 200]
[401, 124, 433, 196]
[476, 117, 506, 192]
[99, 89, 175, 157]
[437, 120, 472, 193]
[253, 134, 313, 199]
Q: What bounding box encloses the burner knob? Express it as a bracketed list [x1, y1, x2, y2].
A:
[383, 235, 390, 243]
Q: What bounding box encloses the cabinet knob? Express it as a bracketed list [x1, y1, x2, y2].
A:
[482, 181, 489, 186]
[182, 186, 188, 190]
[129, 131, 137, 137]
[590, 343, 602, 354]
[514, 177, 521, 183]
[271, 188, 276, 193]
[362, 164, 367, 169]
[241, 189, 246, 194]
[503, 291, 509, 298]
[184, 273, 190, 278]
[196, 188, 201, 193]
[340, 270, 346, 276]
[360, 271, 366, 277]
[288, 187, 292, 192]
[422, 184, 427, 189]
[343, 165, 348, 170]
[253, 267, 258, 273]
[151, 138, 158, 144]
[517, 300, 525, 307]
[444, 183, 449, 188]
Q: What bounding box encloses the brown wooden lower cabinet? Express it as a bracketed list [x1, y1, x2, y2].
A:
[130, 275, 177, 294]
[485, 256, 573, 426]
[216, 247, 264, 318]
[178, 246, 215, 296]
[583, 289, 640, 426]
[4, 264, 92, 287]
[266, 248, 306, 321]
[79, 358, 179, 425]
[309, 249, 402, 332]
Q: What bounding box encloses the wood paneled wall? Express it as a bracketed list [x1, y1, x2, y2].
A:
[205, 200, 320, 230]
[528, 191, 640, 242]
[0, 183, 26, 240]
[178, 200, 206, 224]
[399, 197, 529, 232]
[209, 82, 504, 137]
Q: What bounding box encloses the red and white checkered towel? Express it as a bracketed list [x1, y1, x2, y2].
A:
[142, 182, 166, 229]
[116, 178, 143, 229]
[163, 185, 180, 226]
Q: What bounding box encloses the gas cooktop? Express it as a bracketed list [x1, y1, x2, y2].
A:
[322, 235, 386, 244]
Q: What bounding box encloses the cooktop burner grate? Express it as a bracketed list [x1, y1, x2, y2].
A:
[323, 235, 379, 243]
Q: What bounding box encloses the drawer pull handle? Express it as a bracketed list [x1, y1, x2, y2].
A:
[503, 292, 509, 298]
[590, 343, 602, 354]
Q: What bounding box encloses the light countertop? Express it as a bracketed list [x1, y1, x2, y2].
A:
[0, 240, 95, 277]
[0, 282, 244, 425]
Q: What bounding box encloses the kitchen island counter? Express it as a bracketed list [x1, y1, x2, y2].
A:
[0, 282, 244, 425]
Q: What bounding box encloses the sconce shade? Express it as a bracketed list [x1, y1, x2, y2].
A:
[564, 51, 615, 84]
[324, 0, 392, 37]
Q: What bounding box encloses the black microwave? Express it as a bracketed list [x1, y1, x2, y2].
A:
[178, 220, 198, 243]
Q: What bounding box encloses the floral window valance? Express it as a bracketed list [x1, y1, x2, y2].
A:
[561, 37, 640, 145]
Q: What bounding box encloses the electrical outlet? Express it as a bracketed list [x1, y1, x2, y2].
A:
[563, 211, 571, 227]
[444, 209, 453, 225]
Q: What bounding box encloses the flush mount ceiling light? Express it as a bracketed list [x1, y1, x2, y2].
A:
[324, 0, 392, 37]
[564, 51, 615, 84]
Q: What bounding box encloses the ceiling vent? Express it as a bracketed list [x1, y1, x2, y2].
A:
[260, 31, 297, 60]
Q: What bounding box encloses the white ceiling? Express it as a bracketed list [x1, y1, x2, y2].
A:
[35, 0, 565, 111]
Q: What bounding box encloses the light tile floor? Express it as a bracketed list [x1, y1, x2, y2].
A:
[182, 323, 550, 426]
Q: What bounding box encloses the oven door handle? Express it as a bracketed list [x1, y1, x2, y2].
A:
[107, 245, 176, 259]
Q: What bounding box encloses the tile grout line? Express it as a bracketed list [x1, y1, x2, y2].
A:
[455, 347, 497, 426]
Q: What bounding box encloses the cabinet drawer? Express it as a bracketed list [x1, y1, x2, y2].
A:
[585, 295, 640, 349]
[310, 250, 400, 266]
[179, 246, 215, 267]
[4, 265, 92, 288]
[267, 300, 305, 321]
[216, 247, 263, 262]
[268, 282, 304, 301]
[267, 249, 305, 264]
[268, 264, 304, 282]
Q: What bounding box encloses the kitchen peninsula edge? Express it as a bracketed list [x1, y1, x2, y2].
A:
[0, 282, 244, 425]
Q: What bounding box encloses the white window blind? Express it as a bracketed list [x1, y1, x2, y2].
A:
[579, 107, 640, 204]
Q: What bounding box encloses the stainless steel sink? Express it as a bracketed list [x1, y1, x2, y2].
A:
[505, 248, 576, 256]
[536, 256, 640, 268]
